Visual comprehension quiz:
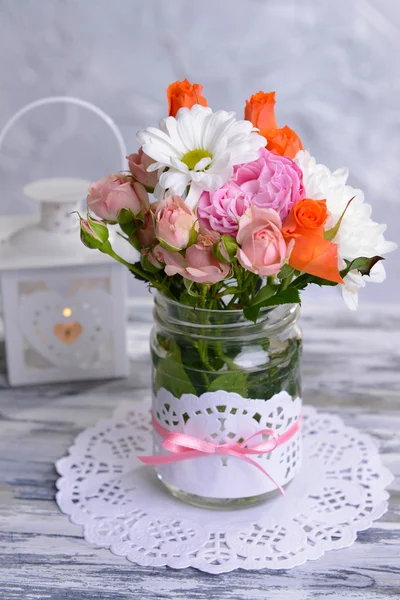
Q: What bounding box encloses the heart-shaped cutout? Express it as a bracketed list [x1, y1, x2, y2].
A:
[19, 289, 111, 368]
[53, 322, 83, 345]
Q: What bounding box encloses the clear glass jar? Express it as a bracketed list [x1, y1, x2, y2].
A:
[150, 293, 302, 509]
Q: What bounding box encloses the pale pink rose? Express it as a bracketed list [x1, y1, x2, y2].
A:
[136, 209, 156, 247]
[163, 230, 230, 284]
[236, 206, 288, 276]
[128, 148, 158, 189]
[155, 195, 198, 251]
[87, 174, 149, 222]
[197, 147, 305, 237]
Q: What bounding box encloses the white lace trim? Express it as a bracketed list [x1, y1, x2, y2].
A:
[153, 388, 302, 497]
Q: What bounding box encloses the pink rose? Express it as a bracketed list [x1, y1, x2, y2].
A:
[127, 148, 158, 190]
[155, 195, 198, 251]
[197, 147, 305, 237]
[163, 230, 230, 284]
[236, 206, 288, 276]
[87, 174, 149, 222]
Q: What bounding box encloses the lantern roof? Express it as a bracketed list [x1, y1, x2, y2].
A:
[0, 177, 114, 271]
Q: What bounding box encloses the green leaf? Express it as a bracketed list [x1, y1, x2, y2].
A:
[187, 224, 199, 247]
[293, 273, 337, 289]
[309, 276, 337, 287]
[324, 196, 355, 241]
[341, 256, 384, 278]
[128, 261, 151, 283]
[253, 285, 275, 306]
[292, 272, 339, 290]
[208, 371, 247, 396]
[117, 208, 135, 225]
[179, 290, 199, 307]
[261, 287, 301, 307]
[244, 287, 301, 323]
[120, 220, 137, 238]
[292, 273, 311, 290]
[277, 264, 295, 280]
[243, 305, 261, 323]
[154, 349, 196, 398]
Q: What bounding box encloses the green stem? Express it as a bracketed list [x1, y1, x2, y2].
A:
[214, 342, 238, 370]
[279, 275, 292, 293]
[105, 247, 160, 286]
[213, 286, 240, 300]
[251, 274, 257, 302]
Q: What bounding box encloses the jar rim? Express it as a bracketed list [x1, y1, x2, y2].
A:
[155, 291, 298, 317]
[153, 292, 300, 339]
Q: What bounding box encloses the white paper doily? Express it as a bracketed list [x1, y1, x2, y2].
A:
[56, 401, 393, 574]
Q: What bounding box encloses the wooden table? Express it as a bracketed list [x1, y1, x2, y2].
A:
[1, 301, 399, 599]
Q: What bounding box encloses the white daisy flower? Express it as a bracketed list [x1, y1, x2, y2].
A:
[137, 104, 266, 208]
[295, 150, 396, 309]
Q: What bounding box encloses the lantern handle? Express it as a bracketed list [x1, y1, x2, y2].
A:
[0, 96, 128, 171]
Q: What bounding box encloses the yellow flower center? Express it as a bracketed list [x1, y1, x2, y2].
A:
[181, 149, 212, 171]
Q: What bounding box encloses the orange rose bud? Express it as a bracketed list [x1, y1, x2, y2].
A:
[167, 79, 208, 117]
[245, 91, 278, 131]
[282, 199, 344, 284]
[262, 125, 303, 159]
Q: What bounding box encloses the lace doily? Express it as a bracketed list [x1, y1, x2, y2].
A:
[56, 401, 393, 574]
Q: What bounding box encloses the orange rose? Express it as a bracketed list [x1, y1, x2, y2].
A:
[282, 199, 344, 284]
[245, 91, 303, 158]
[244, 91, 277, 131]
[284, 199, 328, 233]
[167, 79, 208, 117]
[261, 125, 303, 159]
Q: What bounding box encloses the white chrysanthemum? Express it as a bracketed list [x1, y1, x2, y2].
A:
[295, 150, 396, 309]
[137, 105, 266, 207]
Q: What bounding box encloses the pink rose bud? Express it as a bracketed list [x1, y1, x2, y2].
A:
[80, 215, 109, 250]
[163, 230, 230, 284]
[213, 234, 238, 264]
[155, 195, 199, 251]
[141, 244, 165, 273]
[236, 206, 288, 276]
[87, 173, 149, 222]
[136, 209, 157, 248]
[128, 148, 159, 191]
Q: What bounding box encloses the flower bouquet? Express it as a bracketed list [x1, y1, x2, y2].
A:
[80, 80, 395, 508]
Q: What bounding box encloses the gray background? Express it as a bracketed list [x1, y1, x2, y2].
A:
[0, 0, 398, 303]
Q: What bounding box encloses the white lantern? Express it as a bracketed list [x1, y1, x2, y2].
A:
[0, 97, 130, 386]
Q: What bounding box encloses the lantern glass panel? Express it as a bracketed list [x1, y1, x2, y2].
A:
[1, 264, 128, 386]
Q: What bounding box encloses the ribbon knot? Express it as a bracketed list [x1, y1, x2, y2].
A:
[139, 413, 302, 496]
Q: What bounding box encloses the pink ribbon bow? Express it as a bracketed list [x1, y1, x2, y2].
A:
[139, 413, 302, 496]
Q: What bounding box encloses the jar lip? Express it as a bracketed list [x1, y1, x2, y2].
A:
[154, 292, 299, 321]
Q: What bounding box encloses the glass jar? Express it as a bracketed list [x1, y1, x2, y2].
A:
[150, 293, 302, 509]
